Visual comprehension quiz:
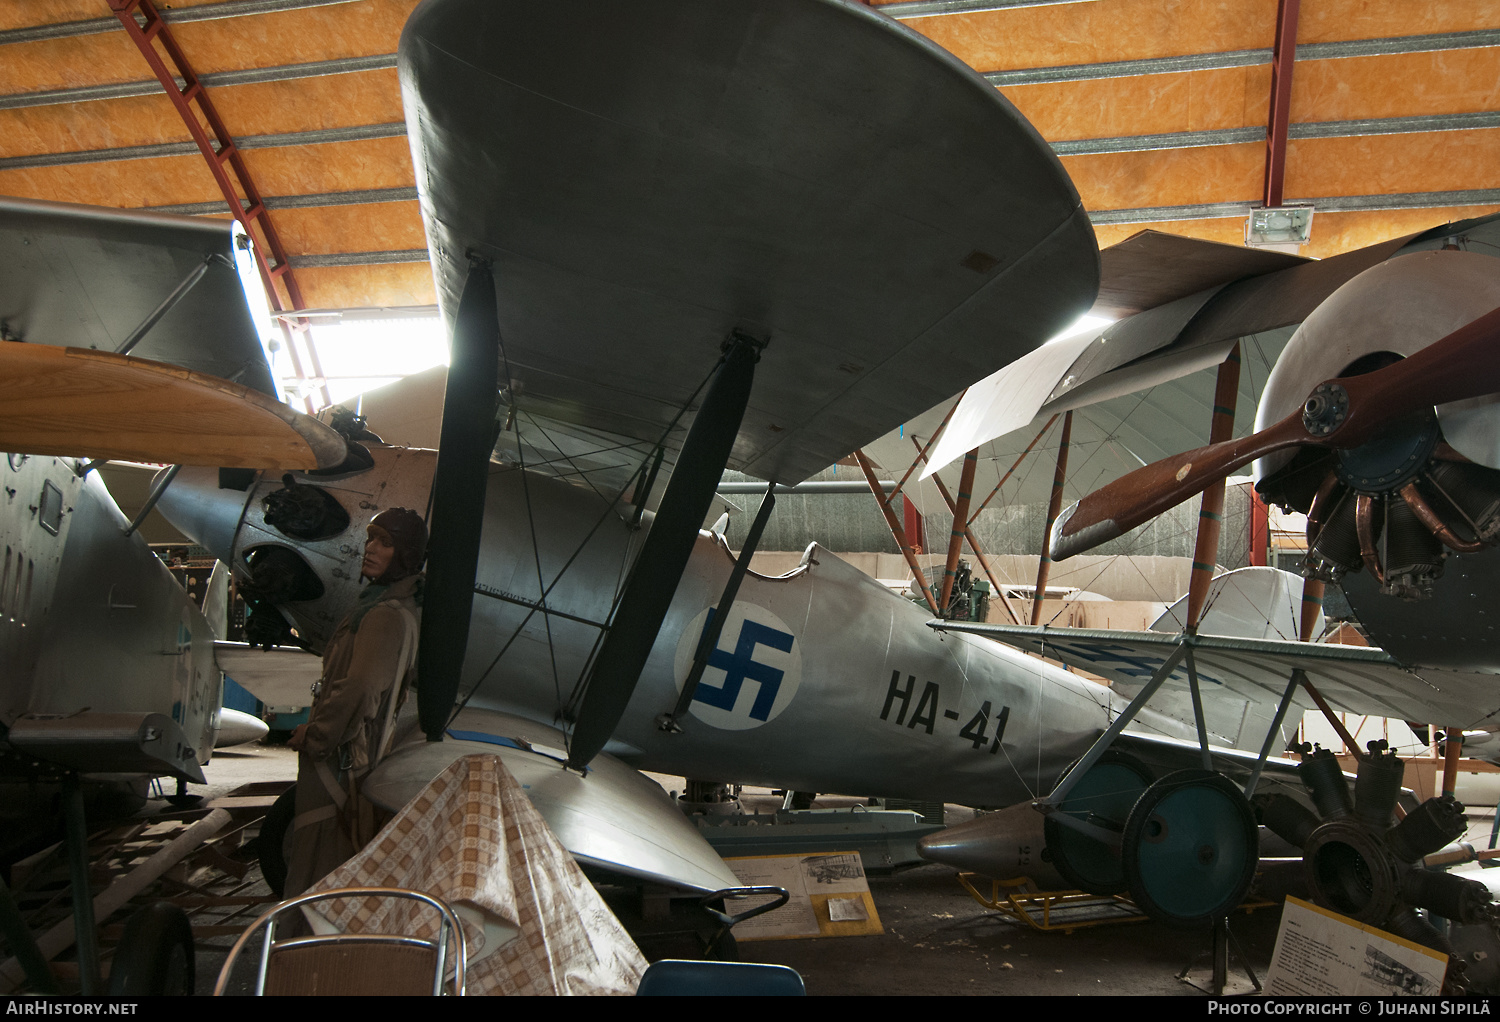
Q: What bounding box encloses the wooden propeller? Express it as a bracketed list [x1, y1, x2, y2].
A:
[1049, 303, 1500, 561]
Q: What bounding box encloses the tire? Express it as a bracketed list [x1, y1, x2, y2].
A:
[1121, 769, 1259, 928]
[1043, 750, 1153, 895]
[258, 785, 296, 900]
[107, 902, 194, 996]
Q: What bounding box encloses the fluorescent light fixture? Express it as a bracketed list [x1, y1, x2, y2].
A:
[1246, 205, 1314, 248]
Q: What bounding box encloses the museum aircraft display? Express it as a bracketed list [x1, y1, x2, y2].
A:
[914, 213, 1500, 984]
[1, 0, 1107, 896]
[0, 194, 357, 994]
[1, 0, 1306, 919]
[3, 0, 1496, 993]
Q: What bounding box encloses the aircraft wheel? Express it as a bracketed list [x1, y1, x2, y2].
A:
[257, 785, 296, 900]
[1043, 751, 1152, 895]
[1121, 769, 1258, 927]
[107, 902, 195, 995]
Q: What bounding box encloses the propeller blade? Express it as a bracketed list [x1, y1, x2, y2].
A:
[1050, 303, 1500, 561]
[1049, 412, 1310, 560]
[1321, 302, 1500, 447]
[0, 343, 347, 469]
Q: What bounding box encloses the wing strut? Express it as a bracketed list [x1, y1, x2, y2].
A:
[417, 257, 500, 742]
[567, 332, 764, 770]
[660, 479, 778, 731]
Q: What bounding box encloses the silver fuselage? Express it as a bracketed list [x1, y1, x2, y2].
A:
[163, 445, 1189, 806]
[0, 454, 220, 767]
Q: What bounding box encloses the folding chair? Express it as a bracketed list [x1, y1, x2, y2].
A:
[213, 886, 467, 996]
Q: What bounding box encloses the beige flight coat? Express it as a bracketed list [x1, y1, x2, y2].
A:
[284, 574, 422, 898]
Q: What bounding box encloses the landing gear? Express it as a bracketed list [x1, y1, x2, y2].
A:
[164, 777, 203, 809]
[1121, 769, 1258, 927]
[1044, 751, 1152, 896]
[106, 902, 195, 995]
[255, 786, 296, 900]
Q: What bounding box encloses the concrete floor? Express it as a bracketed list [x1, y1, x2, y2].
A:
[185, 742, 1286, 996]
[158, 741, 1500, 995]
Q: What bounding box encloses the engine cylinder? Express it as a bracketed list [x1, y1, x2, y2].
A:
[1307, 490, 1363, 582]
[1353, 742, 1405, 828]
[1256, 792, 1321, 849]
[1299, 747, 1354, 821]
[1384, 905, 1458, 961]
[1381, 493, 1444, 600]
[1399, 868, 1494, 926]
[1427, 460, 1500, 543]
[1386, 795, 1469, 862]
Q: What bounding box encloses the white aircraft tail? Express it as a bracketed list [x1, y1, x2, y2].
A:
[1149, 566, 1323, 642]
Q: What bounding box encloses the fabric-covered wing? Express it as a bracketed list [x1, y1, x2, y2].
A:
[0, 196, 279, 397]
[0, 345, 346, 469]
[919, 216, 1500, 480]
[400, 0, 1098, 485]
[932, 622, 1500, 731]
[1092, 230, 1308, 319]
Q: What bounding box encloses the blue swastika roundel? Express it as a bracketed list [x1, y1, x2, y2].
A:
[672, 604, 802, 730]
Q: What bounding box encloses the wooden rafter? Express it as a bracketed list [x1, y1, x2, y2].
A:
[105, 0, 331, 409]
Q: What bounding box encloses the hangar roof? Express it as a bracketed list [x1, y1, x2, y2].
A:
[3, 0, 1494, 318]
[2, 0, 1497, 503]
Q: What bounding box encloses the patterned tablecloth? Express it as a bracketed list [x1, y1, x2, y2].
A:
[309, 753, 646, 995]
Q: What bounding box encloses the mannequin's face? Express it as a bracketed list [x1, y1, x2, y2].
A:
[362, 525, 396, 580]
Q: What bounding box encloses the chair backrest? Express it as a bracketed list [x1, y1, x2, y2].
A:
[213, 886, 467, 996]
[635, 959, 806, 996]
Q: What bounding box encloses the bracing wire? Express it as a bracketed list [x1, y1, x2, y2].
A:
[445, 352, 724, 734]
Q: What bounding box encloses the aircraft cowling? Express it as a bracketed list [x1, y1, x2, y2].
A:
[1253, 251, 1500, 616]
[1254, 251, 1500, 483]
[157, 449, 439, 654]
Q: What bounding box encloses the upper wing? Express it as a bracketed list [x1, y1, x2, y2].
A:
[933, 621, 1500, 732]
[400, 0, 1098, 485]
[0, 195, 279, 397]
[921, 218, 1497, 479]
[0, 344, 346, 469]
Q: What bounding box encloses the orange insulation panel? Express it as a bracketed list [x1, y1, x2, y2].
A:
[293, 262, 437, 311]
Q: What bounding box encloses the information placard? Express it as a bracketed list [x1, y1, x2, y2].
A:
[1265, 896, 1448, 996]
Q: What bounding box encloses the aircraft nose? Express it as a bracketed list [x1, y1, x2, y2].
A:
[154, 466, 255, 562]
[917, 801, 1068, 890]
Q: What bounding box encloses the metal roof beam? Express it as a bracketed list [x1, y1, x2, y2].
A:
[1263, 0, 1301, 207]
[1052, 127, 1263, 155]
[0, 122, 407, 170]
[879, 0, 1099, 16]
[288, 249, 430, 268]
[8, 31, 1490, 106]
[0, 54, 396, 111]
[144, 186, 417, 216]
[1052, 111, 1500, 156]
[0, 0, 357, 45]
[987, 50, 1269, 86]
[1089, 188, 1500, 225]
[10, 108, 1492, 170]
[984, 29, 1500, 87]
[147, 188, 1500, 258]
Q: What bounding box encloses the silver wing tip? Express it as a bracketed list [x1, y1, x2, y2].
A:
[1048, 503, 1120, 561]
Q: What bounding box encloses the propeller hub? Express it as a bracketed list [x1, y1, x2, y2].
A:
[1301, 382, 1349, 436]
[1334, 409, 1440, 493]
